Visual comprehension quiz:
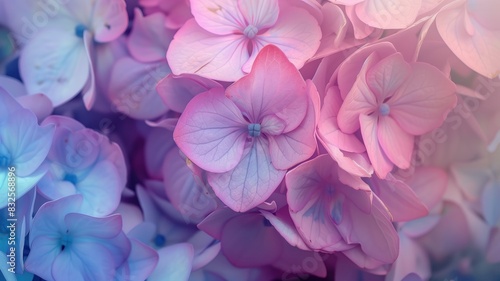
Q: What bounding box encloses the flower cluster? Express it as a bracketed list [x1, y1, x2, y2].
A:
[1, 0, 500, 280]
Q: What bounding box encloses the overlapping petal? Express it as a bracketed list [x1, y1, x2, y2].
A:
[436, 0, 500, 78]
[389, 62, 457, 135]
[227, 44, 308, 130]
[190, 0, 246, 35]
[167, 19, 249, 81]
[19, 22, 89, 107]
[174, 88, 248, 173]
[208, 138, 285, 212]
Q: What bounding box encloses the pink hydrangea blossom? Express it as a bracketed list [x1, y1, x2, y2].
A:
[436, 0, 500, 78]
[167, 0, 322, 81]
[174, 45, 317, 212]
[286, 154, 399, 269]
[334, 43, 457, 178]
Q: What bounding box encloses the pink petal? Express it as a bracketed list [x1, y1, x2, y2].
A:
[260, 209, 309, 250]
[377, 116, 414, 169]
[419, 0, 445, 15]
[174, 88, 248, 173]
[164, 0, 193, 30]
[370, 174, 428, 222]
[290, 194, 348, 252]
[329, 0, 365, 5]
[436, 1, 500, 78]
[207, 138, 286, 212]
[359, 114, 394, 179]
[267, 83, 316, 170]
[227, 44, 308, 131]
[238, 0, 279, 29]
[339, 195, 399, 264]
[318, 86, 366, 153]
[345, 6, 375, 40]
[286, 155, 329, 213]
[190, 0, 246, 35]
[286, 155, 356, 252]
[128, 9, 174, 62]
[355, 0, 421, 29]
[365, 53, 412, 101]
[337, 53, 379, 134]
[197, 208, 240, 240]
[156, 73, 223, 113]
[312, 2, 348, 60]
[389, 62, 457, 135]
[318, 144, 373, 177]
[255, 6, 321, 70]
[91, 0, 129, 42]
[337, 42, 397, 100]
[406, 167, 447, 210]
[108, 57, 169, 120]
[167, 19, 249, 81]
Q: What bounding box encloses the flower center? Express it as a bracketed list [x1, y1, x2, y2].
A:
[74, 24, 87, 38]
[63, 173, 78, 185]
[243, 25, 258, 39]
[59, 233, 72, 252]
[154, 234, 166, 247]
[379, 103, 390, 116]
[0, 154, 11, 168]
[248, 123, 261, 137]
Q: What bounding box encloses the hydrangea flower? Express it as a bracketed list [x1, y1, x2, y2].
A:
[336, 44, 457, 178]
[286, 154, 399, 269]
[0, 87, 54, 209]
[436, 0, 500, 78]
[167, 0, 322, 81]
[37, 115, 127, 217]
[174, 45, 317, 211]
[19, 0, 128, 108]
[25, 195, 132, 281]
[328, 0, 422, 29]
